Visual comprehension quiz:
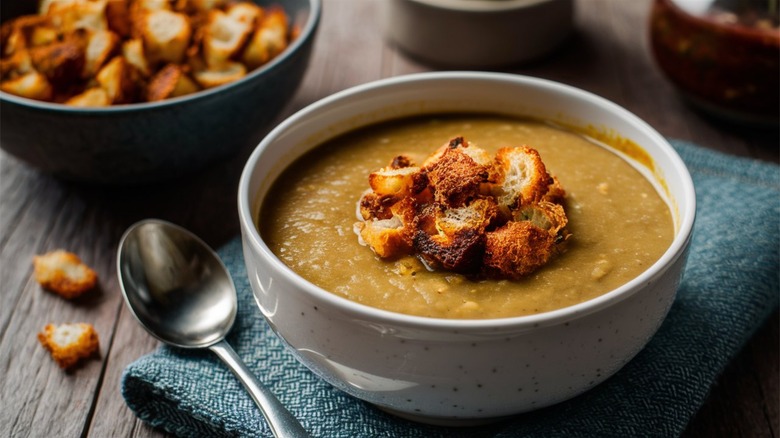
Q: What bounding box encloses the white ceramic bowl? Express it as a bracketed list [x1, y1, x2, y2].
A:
[381, 0, 574, 67]
[238, 72, 695, 424]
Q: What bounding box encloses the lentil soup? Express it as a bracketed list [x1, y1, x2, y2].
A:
[259, 114, 674, 319]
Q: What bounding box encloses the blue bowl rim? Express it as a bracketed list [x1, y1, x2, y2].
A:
[0, 0, 322, 114]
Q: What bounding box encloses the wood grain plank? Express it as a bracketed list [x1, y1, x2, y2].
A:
[0, 187, 123, 437]
[86, 306, 165, 438]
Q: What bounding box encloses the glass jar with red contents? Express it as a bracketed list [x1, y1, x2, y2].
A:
[650, 0, 779, 126]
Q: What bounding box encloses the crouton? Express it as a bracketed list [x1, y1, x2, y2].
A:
[121, 38, 151, 77]
[359, 190, 394, 221]
[185, 0, 227, 12]
[202, 10, 252, 69]
[33, 250, 98, 299]
[1, 15, 52, 55]
[413, 198, 497, 272]
[543, 175, 566, 205]
[38, 323, 99, 369]
[105, 0, 132, 37]
[83, 29, 119, 77]
[95, 55, 140, 103]
[425, 138, 491, 208]
[354, 137, 569, 279]
[29, 25, 59, 47]
[492, 146, 552, 210]
[133, 0, 172, 12]
[193, 60, 245, 88]
[369, 166, 422, 199]
[147, 63, 200, 101]
[227, 2, 263, 26]
[139, 9, 192, 65]
[241, 6, 288, 69]
[434, 197, 498, 237]
[415, 226, 486, 273]
[513, 201, 568, 236]
[358, 199, 417, 259]
[0, 71, 53, 100]
[46, 0, 109, 33]
[28, 36, 86, 86]
[0, 49, 33, 81]
[482, 221, 556, 280]
[65, 87, 111, 107]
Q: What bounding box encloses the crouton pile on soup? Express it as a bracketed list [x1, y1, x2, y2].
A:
[0, 0, 294, 105]
[355, 136, 570, 280]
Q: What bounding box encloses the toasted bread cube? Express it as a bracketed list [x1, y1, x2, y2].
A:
[493, 146, 552, 209]
[426, 140, 491, 208]
[105, 0, 132, 37]
[513, 201, 568, 236]
[435, 197, 497, 237]
[368, 166, 421, 199]
[33, 250, 97, 298]
[0, 71, 53, 101]
[1, 15, 53, 55]
[121, 38, 151, 77]
[38, 0, 61, 15]
[186, 0, 225, 12]
[358, 198, 417, 259]
[227, 2, 263, 26]
[202, 10, 251, 69]
[483, 221, 556, 279]
[46, 0, 109, 33]
[29, 38, 86, 85]
[241, 7, 288, 69]
[0, 49, 33, 80]
[147, 63, 199, 101]
[83, 29, 119, 77]
[414, 225, 486, 272]
[38, 323, 99, 369]
[65, 87, 111, 106]
[140, 9, 192, 65]
[29, 25, 59, 47]
[193, 60, 245, 88]
[134, 0, 172, 11]
[96, 55, 140, 103]
[2, 27, 27, 57]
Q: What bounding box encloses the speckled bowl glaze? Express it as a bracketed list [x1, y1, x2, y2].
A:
[238, 72, 696, 425]
[0, 0, 320, 184]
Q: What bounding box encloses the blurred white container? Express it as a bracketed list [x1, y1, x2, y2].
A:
[382, 0, 574, 67]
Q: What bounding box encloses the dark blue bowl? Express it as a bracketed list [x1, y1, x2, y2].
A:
[0, 0, 320, 184]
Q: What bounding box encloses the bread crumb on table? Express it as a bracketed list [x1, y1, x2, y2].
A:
[38, 323, 100, 369]
[33, 250, 98, 299]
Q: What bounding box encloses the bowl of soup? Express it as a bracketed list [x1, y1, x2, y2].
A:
[237, 72, 695, 424]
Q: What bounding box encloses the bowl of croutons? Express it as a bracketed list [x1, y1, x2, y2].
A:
[238, 72, 696, 424]
[0, 0, 320, 184]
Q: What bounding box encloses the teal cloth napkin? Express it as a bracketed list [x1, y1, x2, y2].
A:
[122, 140, 780, 437]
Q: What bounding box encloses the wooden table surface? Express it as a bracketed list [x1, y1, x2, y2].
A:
[1, 0, 777, 436]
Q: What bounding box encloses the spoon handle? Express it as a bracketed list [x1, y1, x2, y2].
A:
[210, 340, 310, 438]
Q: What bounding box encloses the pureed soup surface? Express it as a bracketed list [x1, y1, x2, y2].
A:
[260, 114, 674, 319]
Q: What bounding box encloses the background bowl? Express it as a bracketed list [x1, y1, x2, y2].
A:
[238, 72, 696, 424]
[381, 0, 574, 67]
[0, 0, 321, 184]
[649, 0, 779, 127]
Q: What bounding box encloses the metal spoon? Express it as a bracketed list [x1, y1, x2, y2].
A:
[117, 219, 308, 438]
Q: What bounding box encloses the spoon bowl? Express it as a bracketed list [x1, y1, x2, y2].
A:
[117, 219, 308, 437]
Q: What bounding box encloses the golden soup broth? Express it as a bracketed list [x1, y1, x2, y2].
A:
[260, 115, 674, 319]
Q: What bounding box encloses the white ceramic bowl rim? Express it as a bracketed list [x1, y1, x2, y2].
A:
[0, 0, 322, 114]
[238, 71, 696, 331]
